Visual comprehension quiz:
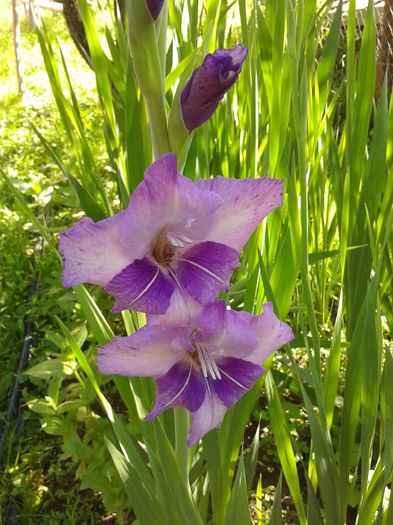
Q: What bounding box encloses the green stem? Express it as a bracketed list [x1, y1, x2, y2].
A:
[145, 92, 170, 159]
[174, 408, 190, 485]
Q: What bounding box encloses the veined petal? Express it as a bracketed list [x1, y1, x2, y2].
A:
[120, 154, 223, 260]
[197, 176, 283, 252]
[106, 258, 174, 314]
[146, 361, 206, 419]
[146, 288, 203, 327]
[193, 302, 259, 358]
[212, 356, 262, 407]
[187, 392, 227, 446]
[246, 302, 294, 365]
[60, 212, 130, 288]
[175, 241, 239, 305]
[97, 326, 190, 377]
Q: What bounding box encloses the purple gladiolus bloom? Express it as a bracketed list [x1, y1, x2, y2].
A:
[97, 301, 293, 445]
[145, 0, 164, 20]
[180, 45, 248, 132]
[60, 154, 283, 315]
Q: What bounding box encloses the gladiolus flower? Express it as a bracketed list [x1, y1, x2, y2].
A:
[180, 45, 248, 132]
[97, 301, 293, 445]
[60, 154, 282, 314]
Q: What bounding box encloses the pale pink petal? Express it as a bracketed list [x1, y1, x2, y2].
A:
[187, 391, 227, 446]
[197, 176, 283, 252]
[146, 288, 203, 327]
[97, 326, 190, 377]
[60, 211, 131, 288]
[246, 302, 294, 365]
[192, 302, 259, 359]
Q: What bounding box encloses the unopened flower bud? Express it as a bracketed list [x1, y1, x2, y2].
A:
[180, 45, 248, 132]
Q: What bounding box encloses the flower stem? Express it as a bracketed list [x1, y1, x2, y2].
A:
[145, 93, 170, 159]
[174, 408, 190, 485]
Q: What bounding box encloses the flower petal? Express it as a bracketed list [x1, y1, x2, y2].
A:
[175, 241, 239, 305]
[97, 326, 190, 377]
[193, 302, 259, 358]
[60, 212, 131, 288]
[146, 361, 206, 419]
[212, 356, 262, 407]
[246, 302, 294, 365]
[146, 288, 203, 327]
[120, 154, 223, 260]
[197, 176, 283, 252]
[187, 392, 227, 446]
[106, 258, 174, 314]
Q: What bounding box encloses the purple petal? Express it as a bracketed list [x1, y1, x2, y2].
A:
[197, 176, 283, 252]
[145, 0, 164, 20]
[247, 302, 294, 365]
[106, 258, 174, 314]
[192, 302, 259, 358]
[146, 361, 206, 419]
[97, 326, 190, 377]
[180, 45, 248, 131]
[175, 241, 239, 305]
[119, 154, 223, 260]
[211, 356, 262, 408]
[187, 392, 227, 446]
[59, 212, 131, 288]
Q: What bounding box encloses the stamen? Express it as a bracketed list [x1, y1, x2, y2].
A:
[159, 363, 193, 410]
[197, 345, 208, 378]
[167, 231, 184, 247]
[177, 234, 192, 244]
[129, 266, 160, 306]
[195, 344, 221, 381]
[167, 231, 193, 248]
[201, 346, 217, 380]
[216, 366, 248, 390]
[176, 258, 224, 283]
[206, 348, 221, 380]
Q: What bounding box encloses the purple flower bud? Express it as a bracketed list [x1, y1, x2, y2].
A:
[180, 45, 248, 132]
[145, 0, 164, 20]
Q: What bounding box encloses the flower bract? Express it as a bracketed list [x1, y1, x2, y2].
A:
[60, 154, 283, 314]
[97, 301, 293, 445]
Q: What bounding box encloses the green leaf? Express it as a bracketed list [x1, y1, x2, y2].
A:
[223, 454, 252, 525]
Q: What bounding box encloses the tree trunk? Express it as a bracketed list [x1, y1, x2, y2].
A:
[61, 0, 91, 65]
[376, 0, 393, 102]
[12, 0, 25, 95]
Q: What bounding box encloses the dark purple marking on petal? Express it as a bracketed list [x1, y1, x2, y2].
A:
[106, 258, 174, 314]
[211, 356, 263, 408]
[175, 241, 239, 305]
[146, 360, 206, 419]
[180, 45, 248, 132]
